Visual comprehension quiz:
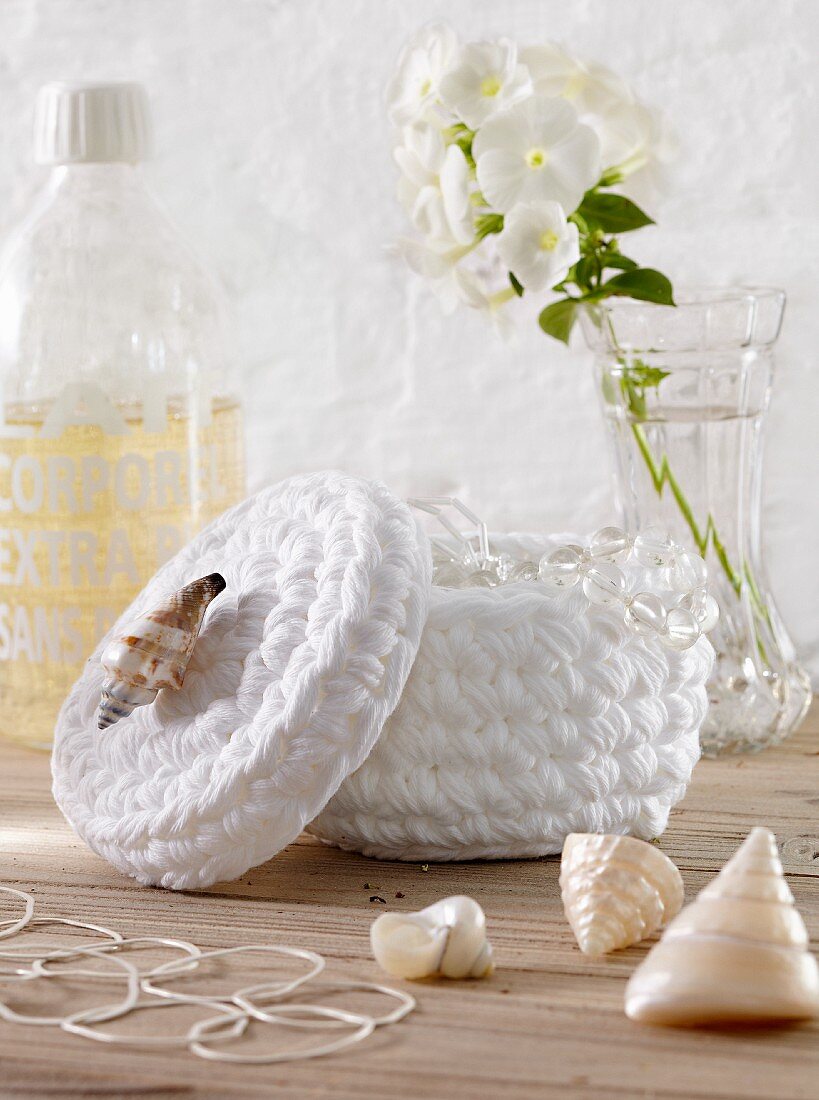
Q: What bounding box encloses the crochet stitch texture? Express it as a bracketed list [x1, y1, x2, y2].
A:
[52, 472, 431, 889]
[310, 535, 713, 860]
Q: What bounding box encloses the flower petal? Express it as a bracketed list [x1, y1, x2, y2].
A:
[546, 122, 601, 209]
[530, 95, 582, 147]
[475, 148, 529, 213]
[440, 144, 474, 243]
[520, 43, 579, 97]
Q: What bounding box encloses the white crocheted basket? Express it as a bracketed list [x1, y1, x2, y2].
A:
[309, 534, 714, 862]
[53, 475, 713, 889]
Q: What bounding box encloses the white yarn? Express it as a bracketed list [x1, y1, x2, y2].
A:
[310, 534, 714, 861]
[52, 471, 431, 890]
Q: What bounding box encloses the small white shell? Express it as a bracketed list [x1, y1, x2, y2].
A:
[97, 573, 225, 729]
[625, 827, 819, 1026]
[560, 833, 684, 956]
[370, 895, 493, 980]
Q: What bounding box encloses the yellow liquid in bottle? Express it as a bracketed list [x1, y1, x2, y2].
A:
[0, 397, 245, 749]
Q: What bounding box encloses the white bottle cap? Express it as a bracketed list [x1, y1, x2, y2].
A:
[34, 81, 153, 165]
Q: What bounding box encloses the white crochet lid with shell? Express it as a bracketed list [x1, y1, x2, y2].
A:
[52, 471, 431, 890]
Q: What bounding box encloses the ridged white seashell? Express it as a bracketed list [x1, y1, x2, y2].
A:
[625, 827, 819, 1026]
[561, 833, 684, 956]
[97, 573, 225, 730]
[370, 895, 493, 980]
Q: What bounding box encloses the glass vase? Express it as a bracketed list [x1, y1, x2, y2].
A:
[582, 287, 811, 756]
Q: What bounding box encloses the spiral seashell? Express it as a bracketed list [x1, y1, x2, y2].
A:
[560, 833, 684, 956]
[625, 827, 819, 1026]
[97, 573, 226, 730]
[370, 895, 493, 980]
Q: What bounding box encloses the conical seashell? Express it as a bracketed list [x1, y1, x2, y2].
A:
[97, 573, 225, 730]
[370, 895, 493, 980]
[560, 834, 684, 956]
[625, 827, 819, 1026]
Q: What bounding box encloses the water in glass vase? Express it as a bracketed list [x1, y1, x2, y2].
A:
[0, 397, 244, 750]
[584, 288, 811, 755]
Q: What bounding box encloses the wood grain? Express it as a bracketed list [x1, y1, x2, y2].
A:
[0, 704, 817, 1100]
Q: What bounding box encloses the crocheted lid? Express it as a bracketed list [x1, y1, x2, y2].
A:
[52, 471, 431, 890]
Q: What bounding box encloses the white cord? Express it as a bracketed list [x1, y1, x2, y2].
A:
[0, 917, 124, 961]
[0, 887, 35, 940]
[142, 944, 326, 1004]
[233, 979, 416, 1028]
[63, 996, 249, 1048]
[189, 1003, 376, 1064]
[0, 948, 140, 1027]
[0, 887, 414, 1062]
[31, 936, 203, 979]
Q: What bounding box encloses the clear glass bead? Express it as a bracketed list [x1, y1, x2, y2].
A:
[589, 525, 630, 563]
[538, 547, 582, 589]
[464, 568, 499, 588]
[678, 588, 720, 633]
[625, 592, 667, 635]
[668, 548, 708, 592]
[432, 561, 470, 588]
[493, 552, 516, 583]
[431, 544, 458, 567]
[660, 606, 701, 650]
[507, 560, 538, 584]
[633, 525, 675, 568]
[582, 562, 626, 605]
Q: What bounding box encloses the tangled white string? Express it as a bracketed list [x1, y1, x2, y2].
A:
[0, 886, 415, 1063]
[52, 471, 431, 890]
[311, 533, 714, 861]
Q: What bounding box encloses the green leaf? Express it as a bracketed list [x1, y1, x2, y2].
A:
[601, 253, 638, 272]
[475, 213, 504, 240]
[577, 192, 654, 233]
[509, 271, 524, 297]
[538, 298, 578, 344]
[573, 255, 598, 291]
[627, 362, 670, 389]
[602, 268, 675, 306]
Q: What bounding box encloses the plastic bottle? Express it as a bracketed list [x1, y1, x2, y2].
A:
[0, 82, 245, 748]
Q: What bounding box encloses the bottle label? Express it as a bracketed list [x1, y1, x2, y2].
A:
[0, 381, 244, 743]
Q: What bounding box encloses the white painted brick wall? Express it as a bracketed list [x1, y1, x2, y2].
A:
[1, 0, 817, 680]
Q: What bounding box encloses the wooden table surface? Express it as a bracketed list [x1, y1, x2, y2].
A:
[1, 705, 817, 1100]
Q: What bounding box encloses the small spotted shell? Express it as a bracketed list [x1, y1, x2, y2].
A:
[370, 895, 493, 980]
[625, 827, 819, 1026]
[561, 833, 684, 956]
[97, 573, 225, 729]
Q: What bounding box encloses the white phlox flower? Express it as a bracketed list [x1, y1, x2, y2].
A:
[396, 235, 478, 314]
[386, 22, 460, 125]
[598, 101, 678, 203]
[521, 41, 677, 192]
[396, 234, 513, 335]
[473, 95, 600, 214]
[439, 39, 532, 128]
[394, 123, 473, 243]
[497, 201, 580, 292]
[521, 42, 634, 120]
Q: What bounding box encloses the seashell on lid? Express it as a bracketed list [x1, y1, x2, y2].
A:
[97, 573, 225, 729]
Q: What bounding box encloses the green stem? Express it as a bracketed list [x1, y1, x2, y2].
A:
[628, 420, 772, 664]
